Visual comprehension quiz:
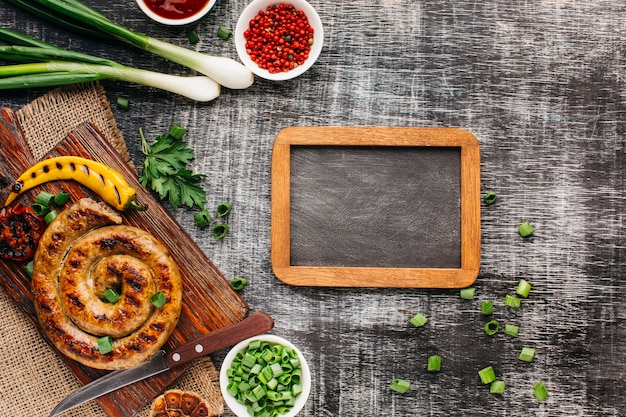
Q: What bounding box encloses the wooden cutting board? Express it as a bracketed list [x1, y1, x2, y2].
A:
[0, 108, 249, 416]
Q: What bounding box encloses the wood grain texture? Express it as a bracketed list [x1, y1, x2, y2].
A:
[1, 0, 626, 416]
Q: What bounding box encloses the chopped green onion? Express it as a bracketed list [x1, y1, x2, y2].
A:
[194, 209, 212, 229]
[478, 366, 496, 384]
[427, 355, 441, 372]
[116, 96, 130, 110]
[516, 279, 531, 298]
[505, 294, 521, 308]
[390, 378, 411, 393]
[150, 291, 167, 308]
[481, 300, 493, 315]
[490, 380, 506, 394]
[519, 347, 536, 363]
[217, 202, 233, 217]
[483, 191, 497, 205]
[503, 324, 520, 337]
[230, 277, 247, 291]
[102, 288, 120, 303]
[186, 30, 200, 45]
[35, 191, 55, 206]
[97, 336, 113, 354]
[460, 287, 475, 300]
[217, 25, 232, 40]
[213, 223, 229, 239]
[518, 221, 535, 237]
[533, 381, 549, 401]
[168, 124, 187, 140]
[31, 203, 50, 217]
[25, 260, 34, 277]
[484, 320, 499, 336]
[409, 312, 428, 327]
[44, 209, 58, 225]
[53, 190, 71, 206]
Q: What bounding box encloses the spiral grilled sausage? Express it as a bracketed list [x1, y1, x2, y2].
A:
[32, 198, 183, 370]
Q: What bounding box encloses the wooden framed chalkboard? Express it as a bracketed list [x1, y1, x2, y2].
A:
[270, 127, 481, 288]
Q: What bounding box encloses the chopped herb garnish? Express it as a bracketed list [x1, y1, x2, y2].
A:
[505, 294, 521, 308]
[150, 291, 167, 308]
[186, 29, 200, 44]
[116, 96, 130, 110]
[213, 223, 229, 239]
[230, 277, 247, 291]
[503, 324, 520, 337]
[460, 287, 475, 300]
[409, 312, 428, 327]
[481, 300, 494, 315]
[216, 202, 233, 217]
[483, 191, 497, 205]
[516, 279, 532, 298]
[484, 320, 499, 336]
[519, 347, 536, 362]
[44, 210, 58, 225]
[490, 380, 505, 394]
[194, 209, 212, 229]
[427, 355, 441, 372]
[518, 221, 535, 237]
[533, 381, 549, 401]
[478, 366, 496, 384]
[103, 288, 120, 303]
[54, 191, 71, 206]
[97, 336, 113, 354]
[390, 378, 411, 393]
[217, 25, 232, 40]
[35, 191, 55, 206]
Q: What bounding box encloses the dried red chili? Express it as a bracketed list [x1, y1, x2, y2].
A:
[243, 3, 314, 74]
[0, 203, 45, 261]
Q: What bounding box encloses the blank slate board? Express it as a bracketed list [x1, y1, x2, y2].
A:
[271, 127, 481, 288]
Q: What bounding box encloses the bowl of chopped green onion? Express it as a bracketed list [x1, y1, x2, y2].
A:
[220, 334, 311, 417]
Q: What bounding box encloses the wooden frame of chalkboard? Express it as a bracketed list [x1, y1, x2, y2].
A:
[271, 127, 480, 288]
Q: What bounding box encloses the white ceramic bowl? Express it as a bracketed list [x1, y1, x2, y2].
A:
[136, 0, 217, 26]
[220, 334, 311, 417]
[235, 0, 324, 81]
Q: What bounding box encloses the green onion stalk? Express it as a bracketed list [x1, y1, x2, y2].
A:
[5, 0, 254, 89]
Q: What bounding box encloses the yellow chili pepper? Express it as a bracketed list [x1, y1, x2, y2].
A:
[4, 156, 146, 211]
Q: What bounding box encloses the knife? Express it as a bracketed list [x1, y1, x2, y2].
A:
[50, 310, 274, 417]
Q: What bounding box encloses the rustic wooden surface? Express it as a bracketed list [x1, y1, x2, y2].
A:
[1, 1, 625, 416]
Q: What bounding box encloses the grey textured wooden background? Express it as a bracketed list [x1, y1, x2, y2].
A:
[1, 0, 625, 416]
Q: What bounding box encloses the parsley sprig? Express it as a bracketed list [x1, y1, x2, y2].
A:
[139, 125, 207, 210]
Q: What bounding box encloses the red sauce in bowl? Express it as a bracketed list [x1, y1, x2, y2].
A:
[143, 0, 210, 20]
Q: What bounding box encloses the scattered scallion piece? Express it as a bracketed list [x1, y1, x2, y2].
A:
[25, 260, 34, 277]
[519, 347, 536, 363]
[516, 279, 531, 298]
[230, 277, 247, 291]
[102, 288, 120, 303]
[168, 124, 187, 140]
[409, 312, 428, 327]
[478, 366, 496, 384]
[505, 294, 521, 308]
[31, 202, 50, 217]
[427, 355, 441, 372]
[481, 300, 493, 315]
[390, 378, 411, 393]
[217, 25, 232, 40]
[35, 191, 55, 206]
[490, 380, 506, 394]
[116, 96, 130, 110]
[150, 291, 167, 308]
[97, 336, 113, 354]
[460, 287, 475, 300]
[503, 324, 520, 337]
[194, 209, 212, 229]
[217, 202, 233, 217]
[44, 209, 58, 225]
[483, 190, 497, 205]
[484, 320, 499, 336]
[213, 223, 229, 239]
[53, 190, 71, 206]
[533, 381, 549, 401]
[186, 29, 200, 45]
[518, 220, 535, 237]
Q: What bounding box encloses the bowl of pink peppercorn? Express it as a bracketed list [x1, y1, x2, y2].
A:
[235, 0, 324, 81]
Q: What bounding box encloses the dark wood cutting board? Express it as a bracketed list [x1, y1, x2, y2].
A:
[0, 108, 249, 416]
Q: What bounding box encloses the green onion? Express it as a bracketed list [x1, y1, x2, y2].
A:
[516, 279, 531, 298]
[460, 287, 475, 300]
[390, 378, 411, 393]
[503, 324, 519, 337]
[427, 355, 441, 372]
[53, 190, 71, 205]
[484, 320, 499, 336]
[213, 223, 229, 239]
[168, 124, 187, 140]
[409, 312, 428, 327]
[150, 291, 167, 308]
[116, 96, 130, 110]
[102, 288, 120, 303]
[6, 0, 254, 89]
[481, 300, 493, 315]
[31, 202, 50, 217]
[490, 380, 505, 394]
[186, 30, 200, 45]
[217, 25, 232, 40]
[483, 190, 497, 205]
[216, 202, 233, 217]
[230, 277, 247, 291]
[25, 260, 34, 277]
[194, 209, 212, 229]
[44, 209, 58, 225]
[478, 366, 496, 384]
[97, 336, 113, 354]
[518, 220, 535, 237]
[504, 294, 521, 308]
[533, 381, 549, 401]
[519, 347, 536, 363]
[35, 191, 55, 206]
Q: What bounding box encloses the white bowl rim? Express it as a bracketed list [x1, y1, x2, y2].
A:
[135, 0, 217, 26]
[220, 334, 311, 417]
[235, 0, 324, 81]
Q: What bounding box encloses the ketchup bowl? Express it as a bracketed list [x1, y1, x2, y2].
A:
[235, 0, 324, 81]
[136, 0, 217, 26]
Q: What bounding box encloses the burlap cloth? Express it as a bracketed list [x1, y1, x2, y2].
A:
[0, 83, 224, 417]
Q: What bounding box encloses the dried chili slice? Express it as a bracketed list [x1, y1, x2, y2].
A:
[0, 203, 45, 261]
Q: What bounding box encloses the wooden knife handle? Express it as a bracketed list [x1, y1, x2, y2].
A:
[165, 311, 275, 368]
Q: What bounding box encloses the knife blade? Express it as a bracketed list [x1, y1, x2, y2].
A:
[50, 310, 274, 417]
